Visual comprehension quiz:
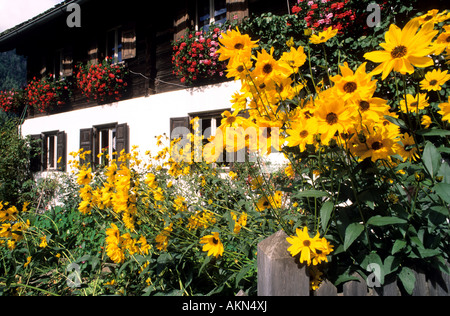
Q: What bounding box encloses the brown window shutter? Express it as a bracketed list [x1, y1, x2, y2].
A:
[122, 27, 137, 60]
[57, 131, 67, 171]
[226, 0, 249, 22]
[115, 123, 129, 156]
[88, 40, 99, 65]
[62, 47, 73, 77]
[170, 117, 190, 140]
[174, 7, 190, 41]
[30, 134, 43, 172]
[80, 128, 94, 165]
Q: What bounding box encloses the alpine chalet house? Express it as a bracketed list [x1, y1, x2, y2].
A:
[0, 0, 288, 175]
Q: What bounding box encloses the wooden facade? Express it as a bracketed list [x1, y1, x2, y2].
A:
[0, 0, 286, 117]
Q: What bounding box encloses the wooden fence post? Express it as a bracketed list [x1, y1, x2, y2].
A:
[257, 230, 310, 296]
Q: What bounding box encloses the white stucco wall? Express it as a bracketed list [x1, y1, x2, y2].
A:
[21, 81, 241, 169]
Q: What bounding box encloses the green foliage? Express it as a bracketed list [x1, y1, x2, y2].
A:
[0, 118, 36, 205]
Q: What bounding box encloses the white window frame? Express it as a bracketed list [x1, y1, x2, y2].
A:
[106, 27, 123, 63]
[46, 134, 58, 171]
[195, 0, 227, 30]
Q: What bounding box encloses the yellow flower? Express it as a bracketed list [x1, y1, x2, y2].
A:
[217, 28, 258, 63]
[309, 26, 338, 44]
[155, 224, 173, 251]
[314, 96, 355, 144]
[77, 167, 93, 186]
[351, 123, 400, 162]
[398, 133, 419, 162]
[364, 19, 438, 80]
[226, 58, 253, 81]
[256, 191, 283, 211]
[350, 96, 390, 123]
[279, 46, 307, 73]
[420, 69, 450, 91]
[285, 115, 317, 152]
[438, 96, 450, 123]
[200, 232, 224, 258]
[39, 236, 48, 248]
[399, 93, 429, 114]
[252, 48, 292, 87]
[286, 227, 324, 266]
[330, 62, 377, 101]
[421, 115, 433, 129]
[24, 256, 32, 268]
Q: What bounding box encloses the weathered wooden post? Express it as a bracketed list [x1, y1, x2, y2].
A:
[257, 230, 310, 296]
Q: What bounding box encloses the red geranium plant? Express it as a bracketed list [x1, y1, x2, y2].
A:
[25, 74, 72, 113]
[76, 57, 128, 103]
[172, 25, 227, 85]
[0, 89, 24, 115]
[292, 0, 356, 33]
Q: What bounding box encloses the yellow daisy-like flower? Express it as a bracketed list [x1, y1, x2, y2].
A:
[421, 115, 433, 129]
[252, 48, 292, 87]
[24, 256, 32, 268]
[286, 227, 323, 266]
[364, 19, 438, 80]
[314, 96, 355, 144]
[399, 93, 429, 114]
[330, 62, 377, 101]
[217, 28, 258, 63]
[285, 115, 317, 152]
[200, 232, 224, 258]
[279, 46, 307, 73]
[309, 26, 338, 44]
[438, 96, 450, 123]
[420, 69, 450, 91]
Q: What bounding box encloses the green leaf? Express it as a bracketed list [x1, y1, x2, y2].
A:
[344, 223, 364, 251]
[294, 190, 329, 199]
[235, 265, 252, 288]
[416, 129, 450, 137]
[434, 183, 450, 204]
[383, 115, 408, 130]
[320, 201, 334, 231]
[392, 239, 407, 255]
[422, 142, 442, 177]
[367, 216, 407, 227]
[398, 266, 416, 295]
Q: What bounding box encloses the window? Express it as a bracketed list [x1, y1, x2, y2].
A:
[107, 27, 123, 63]
[80, 123, 129, 167]
[30, 131, 67, 172]
[196, 0, 227, 30]
[97, 125, 117, 166]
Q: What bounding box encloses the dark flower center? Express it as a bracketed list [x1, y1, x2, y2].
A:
[429, 79, 438, 86]
[300, 130, 309, 138]
[234, 43, 244, 50]
[391, 45, 407, 59]
[263, 63, 273, 74]
[212, 238, 219, 245]
[326, 112, 338, 125]
[372, 141, 383, 150]
[359, 101, 370, 111]
[303, 240, 311, 247]
[343, 82, 357, 93]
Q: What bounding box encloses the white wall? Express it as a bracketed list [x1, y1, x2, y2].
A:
[21, 80, 242, 170]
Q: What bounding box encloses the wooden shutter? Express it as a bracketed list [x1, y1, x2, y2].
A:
[115, 123, 129, 155]
[170, 117, 190, 140]
[88, 40, 99, 65]
[30, 134, 43, 172]
[174, 5, 190, 41]
[57, 131, 67, 171]
[122, 26, 137, 60]
[226, 0, 249, 22]
[80, 128, 94, 165]
[62, 47, 73, 77]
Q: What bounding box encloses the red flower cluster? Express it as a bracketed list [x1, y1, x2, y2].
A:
[0, 89, 23, 114]
[292, 0, 356, 33]
[25, 75, 71, 113]
[172, 26, 227, 84]
[76, 57, 128, 103]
